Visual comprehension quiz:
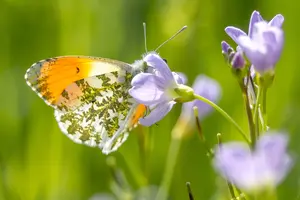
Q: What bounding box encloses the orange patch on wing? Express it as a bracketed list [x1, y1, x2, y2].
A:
[130, 104, 146, 126]
[38, 57, 98, 104]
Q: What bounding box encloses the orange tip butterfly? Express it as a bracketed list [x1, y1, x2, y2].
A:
[25, 24, 187, 154]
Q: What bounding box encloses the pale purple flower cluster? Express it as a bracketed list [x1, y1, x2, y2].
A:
[215, 11, 293, 193]
[223, 11, 284, 75]
[213, 132, 293, 192]
[128, 10, 292, 197]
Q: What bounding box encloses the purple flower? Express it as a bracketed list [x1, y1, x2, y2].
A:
[181, 75, 221, 121]
[236, 22, 284, 75]
[213, 132, 293, 192]
[129, 52, 184, 126]
[225, 11, 284, 74]
[225, 11, 284, 45]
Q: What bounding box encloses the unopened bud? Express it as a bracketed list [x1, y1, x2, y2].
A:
[231, 51, 245, 69]
[174, 84, 195, 103]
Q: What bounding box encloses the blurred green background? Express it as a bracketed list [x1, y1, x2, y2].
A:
[1, 0, 300, 199]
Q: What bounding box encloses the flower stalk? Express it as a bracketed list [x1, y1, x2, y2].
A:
[239, 79, 256, 147]
[194, 106, 214, 157]
[253, 86, 262, 139]
[194, 94, 250, 143]
[217, 133, 237, 200]
[262, 87, 268, 132]
[186, 182, 195, 200]
[155, 128, 183, 200]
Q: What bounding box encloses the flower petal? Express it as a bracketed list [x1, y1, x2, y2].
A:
[221, 41, 231, 54]
[139, 101, 175, 126]
[248, 10, 263, 38]
[143, 53, 174, 82]
[225, 26, 247, 44]
[131, 72, 165, 89]
[231, 51, 245, 69]
[173, 72, 186, 84]
[129, 73, 167, 105]
[269, 14, 284, 28]
[237, 35, 270, 72]
[213, 142, 256, 190]
[255, 132, 293, 185]
[213, 132, 293, 192]
[237, 22, 284, 73]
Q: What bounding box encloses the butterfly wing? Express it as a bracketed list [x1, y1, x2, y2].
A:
[25, 56, 133, 109]
[25, 56, 146, 154]
[54, 73, 146, 154]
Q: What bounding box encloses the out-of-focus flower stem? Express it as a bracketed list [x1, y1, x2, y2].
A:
[186, 182, 195, 200]
[194, 107, 214, 157]
[194, 94, 250, 144]
[235, 187, 247, 200]
[106, 156, 133, 199]
[217, 133, 237, 199]
[137, 125, 150, 185]
[155, 124, 183, 200]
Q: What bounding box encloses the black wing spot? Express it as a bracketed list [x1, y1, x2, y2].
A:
[76, 67, 80, 73]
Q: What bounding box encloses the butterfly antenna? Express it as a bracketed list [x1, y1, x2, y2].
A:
[143, 22, 148, 53]
[155, 25, 187, 52]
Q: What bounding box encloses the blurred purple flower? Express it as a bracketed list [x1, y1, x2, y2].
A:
[129, 52, 184, 126]
[213, 132, 293, 192]
[181, 75, 221, 121]
[225, 11, 284, 74]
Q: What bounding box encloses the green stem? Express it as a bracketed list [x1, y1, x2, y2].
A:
[193, 94, 250, 144]
[236, 187, 247, 200]
[137, 126, 149, 185]
[194, 107, 214, 157]
[253, 87, 262, 140]
[262, 88, 267, 115]
[186, 182, 195, 200]
[155, 134, 182, 200]
[253, 87, 261, 123]
[239, 81, 256, 147]
[262, 88, 268, 132]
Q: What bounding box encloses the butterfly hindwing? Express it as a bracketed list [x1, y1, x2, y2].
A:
[54, 71, 145, 153]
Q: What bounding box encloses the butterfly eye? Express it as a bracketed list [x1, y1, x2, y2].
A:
[163, 58, 168, 63]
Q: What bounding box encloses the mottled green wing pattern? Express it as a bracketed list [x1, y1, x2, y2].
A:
[54, 70, 138, 154]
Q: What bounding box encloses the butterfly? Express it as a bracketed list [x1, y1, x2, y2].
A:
[25, 56, 148, 154]
[24, 25, 186, 154]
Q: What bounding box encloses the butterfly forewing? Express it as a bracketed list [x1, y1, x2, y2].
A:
[25, 56, 132, 109]
[25, 56, 146, 154]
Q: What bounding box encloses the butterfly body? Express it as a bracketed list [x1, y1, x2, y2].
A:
[25, 56, 147, 154]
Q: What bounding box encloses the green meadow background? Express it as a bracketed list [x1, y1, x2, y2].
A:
[1, 0, 300, 199]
